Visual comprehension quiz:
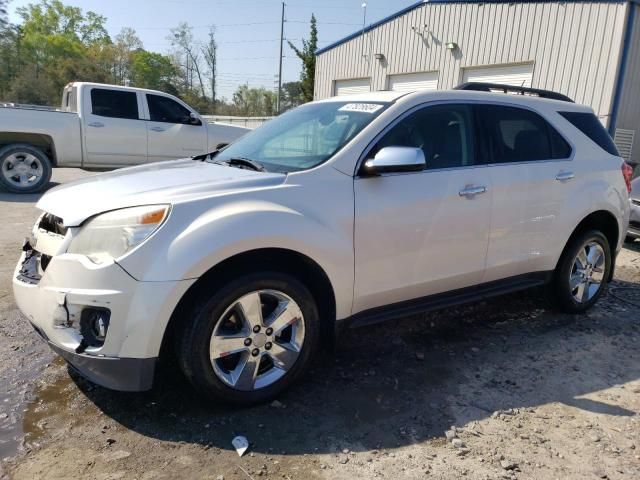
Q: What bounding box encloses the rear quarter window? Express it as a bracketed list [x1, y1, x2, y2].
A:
[559, 111, 619, 157]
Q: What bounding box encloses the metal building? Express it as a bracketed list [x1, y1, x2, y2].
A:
[314, 0, 640, 165]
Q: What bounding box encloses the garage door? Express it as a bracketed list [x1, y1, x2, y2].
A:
[388, 71, 439, 92]
[334, 78, 370, 96]
[463, 63, 533, 87]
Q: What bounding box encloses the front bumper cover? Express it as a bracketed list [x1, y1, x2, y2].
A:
[29, 321, 157, 391]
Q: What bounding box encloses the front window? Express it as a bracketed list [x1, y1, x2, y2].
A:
[213, 101, 388, 172]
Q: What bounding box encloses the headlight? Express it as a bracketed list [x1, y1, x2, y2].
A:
[68, 205, 169, 263]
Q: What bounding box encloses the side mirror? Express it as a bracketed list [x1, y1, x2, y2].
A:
[188, 112, 202, 126]
[363, 147, 426, 175]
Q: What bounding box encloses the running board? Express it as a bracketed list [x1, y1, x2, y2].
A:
[348, 272, 552, 329]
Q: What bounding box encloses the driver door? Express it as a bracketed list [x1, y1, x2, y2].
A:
[145, 93, 207, 162]
[353, 104, 492, 314]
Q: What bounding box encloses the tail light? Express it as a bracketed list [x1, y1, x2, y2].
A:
[622, 162, 633, 194]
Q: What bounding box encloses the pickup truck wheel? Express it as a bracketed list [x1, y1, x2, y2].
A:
[550, 230, 611, 313]
[0, 143, 52, 193]
[177, 272, 320, 405]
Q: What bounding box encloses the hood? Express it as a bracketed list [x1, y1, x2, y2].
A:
[37, 158, 286, 226]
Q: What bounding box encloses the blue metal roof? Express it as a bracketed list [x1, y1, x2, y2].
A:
[315, 0, 636, 55]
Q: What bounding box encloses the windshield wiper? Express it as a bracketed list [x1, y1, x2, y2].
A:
[226, 157, 266, 172]
[192, 143, 229, 161]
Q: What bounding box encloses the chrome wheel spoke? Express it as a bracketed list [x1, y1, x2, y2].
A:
[236, 291, 263, 329]
[209, 335, 248, 360]
[268, 342, 299, 369]
[570, 272, 583, 290]
[267, 300, 302, 336]
[233, 354, 261, 390]
[576, 249, 588, 270]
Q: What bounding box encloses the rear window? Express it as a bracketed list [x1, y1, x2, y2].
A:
[91, 88, 139, 120]
[559, 111, 619, 156]
[476, 104, 572, 163]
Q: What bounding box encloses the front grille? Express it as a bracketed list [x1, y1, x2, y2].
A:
[632, 199, 640, 207]
[39, 213, 67, 236]
[630, 220, 640, 229]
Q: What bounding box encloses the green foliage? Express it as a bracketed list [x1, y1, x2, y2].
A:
[287, 14, 317, 103]
[0, 0, 306, 116]
[232, 85, 276, 116]
[130, 50, 178, 93]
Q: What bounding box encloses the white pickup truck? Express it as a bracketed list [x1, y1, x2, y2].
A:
[0, 82, 249, 193]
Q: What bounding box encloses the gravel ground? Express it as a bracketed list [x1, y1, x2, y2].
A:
[1, 168, 639, 480]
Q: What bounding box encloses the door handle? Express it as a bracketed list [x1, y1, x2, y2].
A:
[555, 171, 575, 181]
[88, 121, 104, 128]
[459, 185, 487, 197]
[150, 126, 165, 132]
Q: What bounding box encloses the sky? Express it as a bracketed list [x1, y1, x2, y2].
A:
[7, 0, 419, 100]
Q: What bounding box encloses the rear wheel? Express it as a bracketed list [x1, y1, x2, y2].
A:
[550, 230, 611, 313]
[177, 272, 320, 405]
[0, 143, 53, 193]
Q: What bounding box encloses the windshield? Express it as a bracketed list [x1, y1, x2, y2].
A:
[212, 101, 389, 172]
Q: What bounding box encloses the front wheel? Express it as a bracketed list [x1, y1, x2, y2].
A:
[0, 143, 53, 193]
[550, 230, 611, 313]
[177, 272, 320, 405]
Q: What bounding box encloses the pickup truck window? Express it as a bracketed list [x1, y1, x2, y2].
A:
[90, 89, 139, 120]
[147, 94, 192, 124]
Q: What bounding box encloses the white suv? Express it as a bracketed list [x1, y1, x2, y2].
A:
[13, 84, 632, 404]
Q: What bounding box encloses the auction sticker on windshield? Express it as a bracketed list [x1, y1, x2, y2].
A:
[338, 103, 384, 113]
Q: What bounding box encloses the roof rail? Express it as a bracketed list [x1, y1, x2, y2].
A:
[455, 82, 574, 103]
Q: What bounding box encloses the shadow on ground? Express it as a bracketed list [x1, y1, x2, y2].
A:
[34, 280, 638, 456]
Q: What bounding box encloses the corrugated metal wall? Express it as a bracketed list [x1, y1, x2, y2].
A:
[315, 1, 628, 124]
[614, 3, 640, 165]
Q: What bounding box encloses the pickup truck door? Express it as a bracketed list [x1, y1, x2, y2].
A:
[83, 87, 147, 166]
[144, 94, 207, 162]
[353, 104, 492, 314]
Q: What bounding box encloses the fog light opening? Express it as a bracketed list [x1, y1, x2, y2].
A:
[80, 308, 111, 347]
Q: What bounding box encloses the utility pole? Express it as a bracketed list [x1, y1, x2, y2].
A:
[276, 1, 285, 114]
[361, 2, 367, 58]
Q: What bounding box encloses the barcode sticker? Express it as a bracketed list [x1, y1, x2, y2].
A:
[338, 103, 384, 113]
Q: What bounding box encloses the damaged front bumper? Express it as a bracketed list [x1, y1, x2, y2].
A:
[13, 242, 194, 392]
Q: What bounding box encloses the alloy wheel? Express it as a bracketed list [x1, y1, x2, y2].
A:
[209, 289, 305, 391]
[569, 240, 606, 303]
[1, 152, 44, 188]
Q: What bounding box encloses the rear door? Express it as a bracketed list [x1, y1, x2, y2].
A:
[83, 87, 147, 166]
[477, 104, 574, 282]
[353, 103, 492, 313]
[145, 94, 207, 162]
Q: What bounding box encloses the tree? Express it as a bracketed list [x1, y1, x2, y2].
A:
[287, 14, 317, 103]
[130, 50, 177, 92]
[232, 85, 276, 116]
[169, 22, 206, 99]
[281, 81, 304, 111]
[201, 26, 217, 112]
[0, 0, 8, 27]
[112, 27, 143, 85]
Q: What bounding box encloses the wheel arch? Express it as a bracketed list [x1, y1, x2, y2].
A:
[557, 210, 620, 282]
[159, 247, 338, 361]
[0, 133, 57, 166]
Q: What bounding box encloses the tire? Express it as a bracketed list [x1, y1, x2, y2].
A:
[550, 230, 611, 313]
[0, 143, 53, 193]
[177, 271, 320, 405]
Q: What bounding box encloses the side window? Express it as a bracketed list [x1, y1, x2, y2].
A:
[147, 94, 192, 124]
[477, 105, 571, 163]
[559, 111, 619, 156]
[90, 89, 138, 119]
[372, 104, 475, 169]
